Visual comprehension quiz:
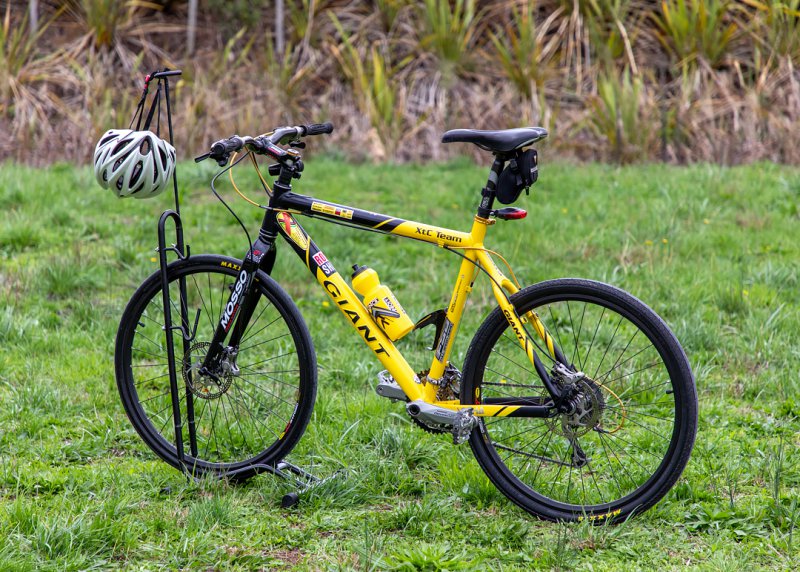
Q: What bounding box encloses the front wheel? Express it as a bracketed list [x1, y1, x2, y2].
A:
[461, 279, 697, 522]
[115, 254, 317, 480]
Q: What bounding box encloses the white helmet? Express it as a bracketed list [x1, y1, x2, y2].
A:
[93, 129, 176, 199]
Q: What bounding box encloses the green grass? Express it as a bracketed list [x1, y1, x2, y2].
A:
[1, 156, 799, 570]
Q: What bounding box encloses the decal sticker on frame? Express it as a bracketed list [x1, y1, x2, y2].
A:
[311, 201, 354, 220]
[312, 251, 336, 277]
[435, 318, 453, 362]
[277, 212, 309, 250]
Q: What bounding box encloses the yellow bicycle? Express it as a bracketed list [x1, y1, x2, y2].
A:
[115, 122, 698, 523]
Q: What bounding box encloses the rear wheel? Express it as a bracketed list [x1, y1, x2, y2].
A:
[115, 255, 317, 480]
[462, 279, 697, 522]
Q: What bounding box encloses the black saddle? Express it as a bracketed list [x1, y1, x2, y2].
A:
[442, 127, 548, 153]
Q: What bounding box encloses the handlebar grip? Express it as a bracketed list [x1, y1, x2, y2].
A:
[304, 122, 334, 136]
[210, 136, 244, 156]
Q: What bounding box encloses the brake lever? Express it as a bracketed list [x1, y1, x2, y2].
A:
[194, 152, 230, 166]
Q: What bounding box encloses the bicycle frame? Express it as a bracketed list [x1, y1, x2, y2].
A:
[201, 176, 569, 419]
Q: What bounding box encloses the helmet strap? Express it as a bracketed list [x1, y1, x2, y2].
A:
[129, 72, 163, 136]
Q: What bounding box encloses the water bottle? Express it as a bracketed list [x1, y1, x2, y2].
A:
[351, 265, 414, 341]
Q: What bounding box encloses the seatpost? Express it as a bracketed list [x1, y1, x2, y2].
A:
[477, 156, 505, 218]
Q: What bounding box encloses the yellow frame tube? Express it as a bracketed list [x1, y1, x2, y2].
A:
[286, 211, 555, 417]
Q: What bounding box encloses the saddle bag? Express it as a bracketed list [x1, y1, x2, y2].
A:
[496, 148, 538, 205]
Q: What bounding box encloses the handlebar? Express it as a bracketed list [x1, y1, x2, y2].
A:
[196, 122, 334, 165]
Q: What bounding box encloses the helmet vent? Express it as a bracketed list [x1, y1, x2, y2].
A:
[131, 161, 143, 184]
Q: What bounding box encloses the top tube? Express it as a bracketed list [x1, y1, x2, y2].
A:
[273, 192, 476, 248]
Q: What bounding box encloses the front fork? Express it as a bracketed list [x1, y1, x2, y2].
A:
[199, 235, 277, 376]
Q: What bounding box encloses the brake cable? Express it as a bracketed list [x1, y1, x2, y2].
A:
[227, 132, 276, 207]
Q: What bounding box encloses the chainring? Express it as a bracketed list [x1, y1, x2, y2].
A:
[408, 367, 463, 435]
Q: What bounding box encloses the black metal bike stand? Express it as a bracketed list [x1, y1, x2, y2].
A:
[157, 209, 196, 473]
[144, 69, 330, 504]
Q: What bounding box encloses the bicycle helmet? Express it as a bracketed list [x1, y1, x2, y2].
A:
[93, 129, 176, 199]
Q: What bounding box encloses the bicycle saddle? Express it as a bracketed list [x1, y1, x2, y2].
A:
[441, 127, 548, 153]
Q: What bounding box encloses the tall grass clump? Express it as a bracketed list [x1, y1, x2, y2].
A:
[1, 0, 800, 164]
[653, 0, 739, 70]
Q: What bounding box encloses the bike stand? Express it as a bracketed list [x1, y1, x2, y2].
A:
[225, 461, 343, 508]
[142, 68, 338, 508]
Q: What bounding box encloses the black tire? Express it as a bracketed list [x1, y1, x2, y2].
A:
[461, 279, 697, 523]
[115, 254, 317, 480]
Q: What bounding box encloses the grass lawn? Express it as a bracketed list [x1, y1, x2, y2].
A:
[1, 156, 799, 570]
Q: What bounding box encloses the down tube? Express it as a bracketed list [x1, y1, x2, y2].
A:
[273, 211, 425, 401]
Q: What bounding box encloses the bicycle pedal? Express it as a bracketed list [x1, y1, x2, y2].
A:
[375, 370, 408, 402]
[451, 408, 478, 445]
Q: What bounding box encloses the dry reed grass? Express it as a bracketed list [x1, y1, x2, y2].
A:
[1, 0, 799, 165]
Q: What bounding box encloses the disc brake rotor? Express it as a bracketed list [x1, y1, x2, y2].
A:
[182, 341, 233, 400]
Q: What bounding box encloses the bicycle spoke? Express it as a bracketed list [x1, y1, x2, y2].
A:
[597, 328, 640, 383]
[484, 364, 530, 387]
[203, 398, 221, 460]
[573, 303, 588, 370]
[134, 329, 165, 351]
[582, 306, 606, 372]
[231, 383, 268, 444]
[237, 328, 289, 352]
[598, 429, 666, 460]
[237, 367, 300, 391]
[602, 404, 674, 424]
[190, 273, 216, 335]
[131, 346, 167, 360]
[601, 361, 662, 386]
[596, 430, 624, 497]
[229, 384, 286, 443]
[237, 376, 295, 409]
[595, 341, 654, 376]
[138, 390, 171, 405]
[240, 301, 277, 345]
[591, 314, 624, 380]
[547, 305, 568, 365]
[131, 361, 169, 369]
[236, 349, 295, 369]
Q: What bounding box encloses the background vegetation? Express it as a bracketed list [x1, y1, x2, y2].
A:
[3, 0, 800, 165]
[1, 158, 798, 569]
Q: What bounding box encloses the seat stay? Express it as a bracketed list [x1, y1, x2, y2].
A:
[474, 249, 566, 401]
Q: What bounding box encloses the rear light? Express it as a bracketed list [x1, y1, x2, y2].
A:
[494, 207, 527, 220]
